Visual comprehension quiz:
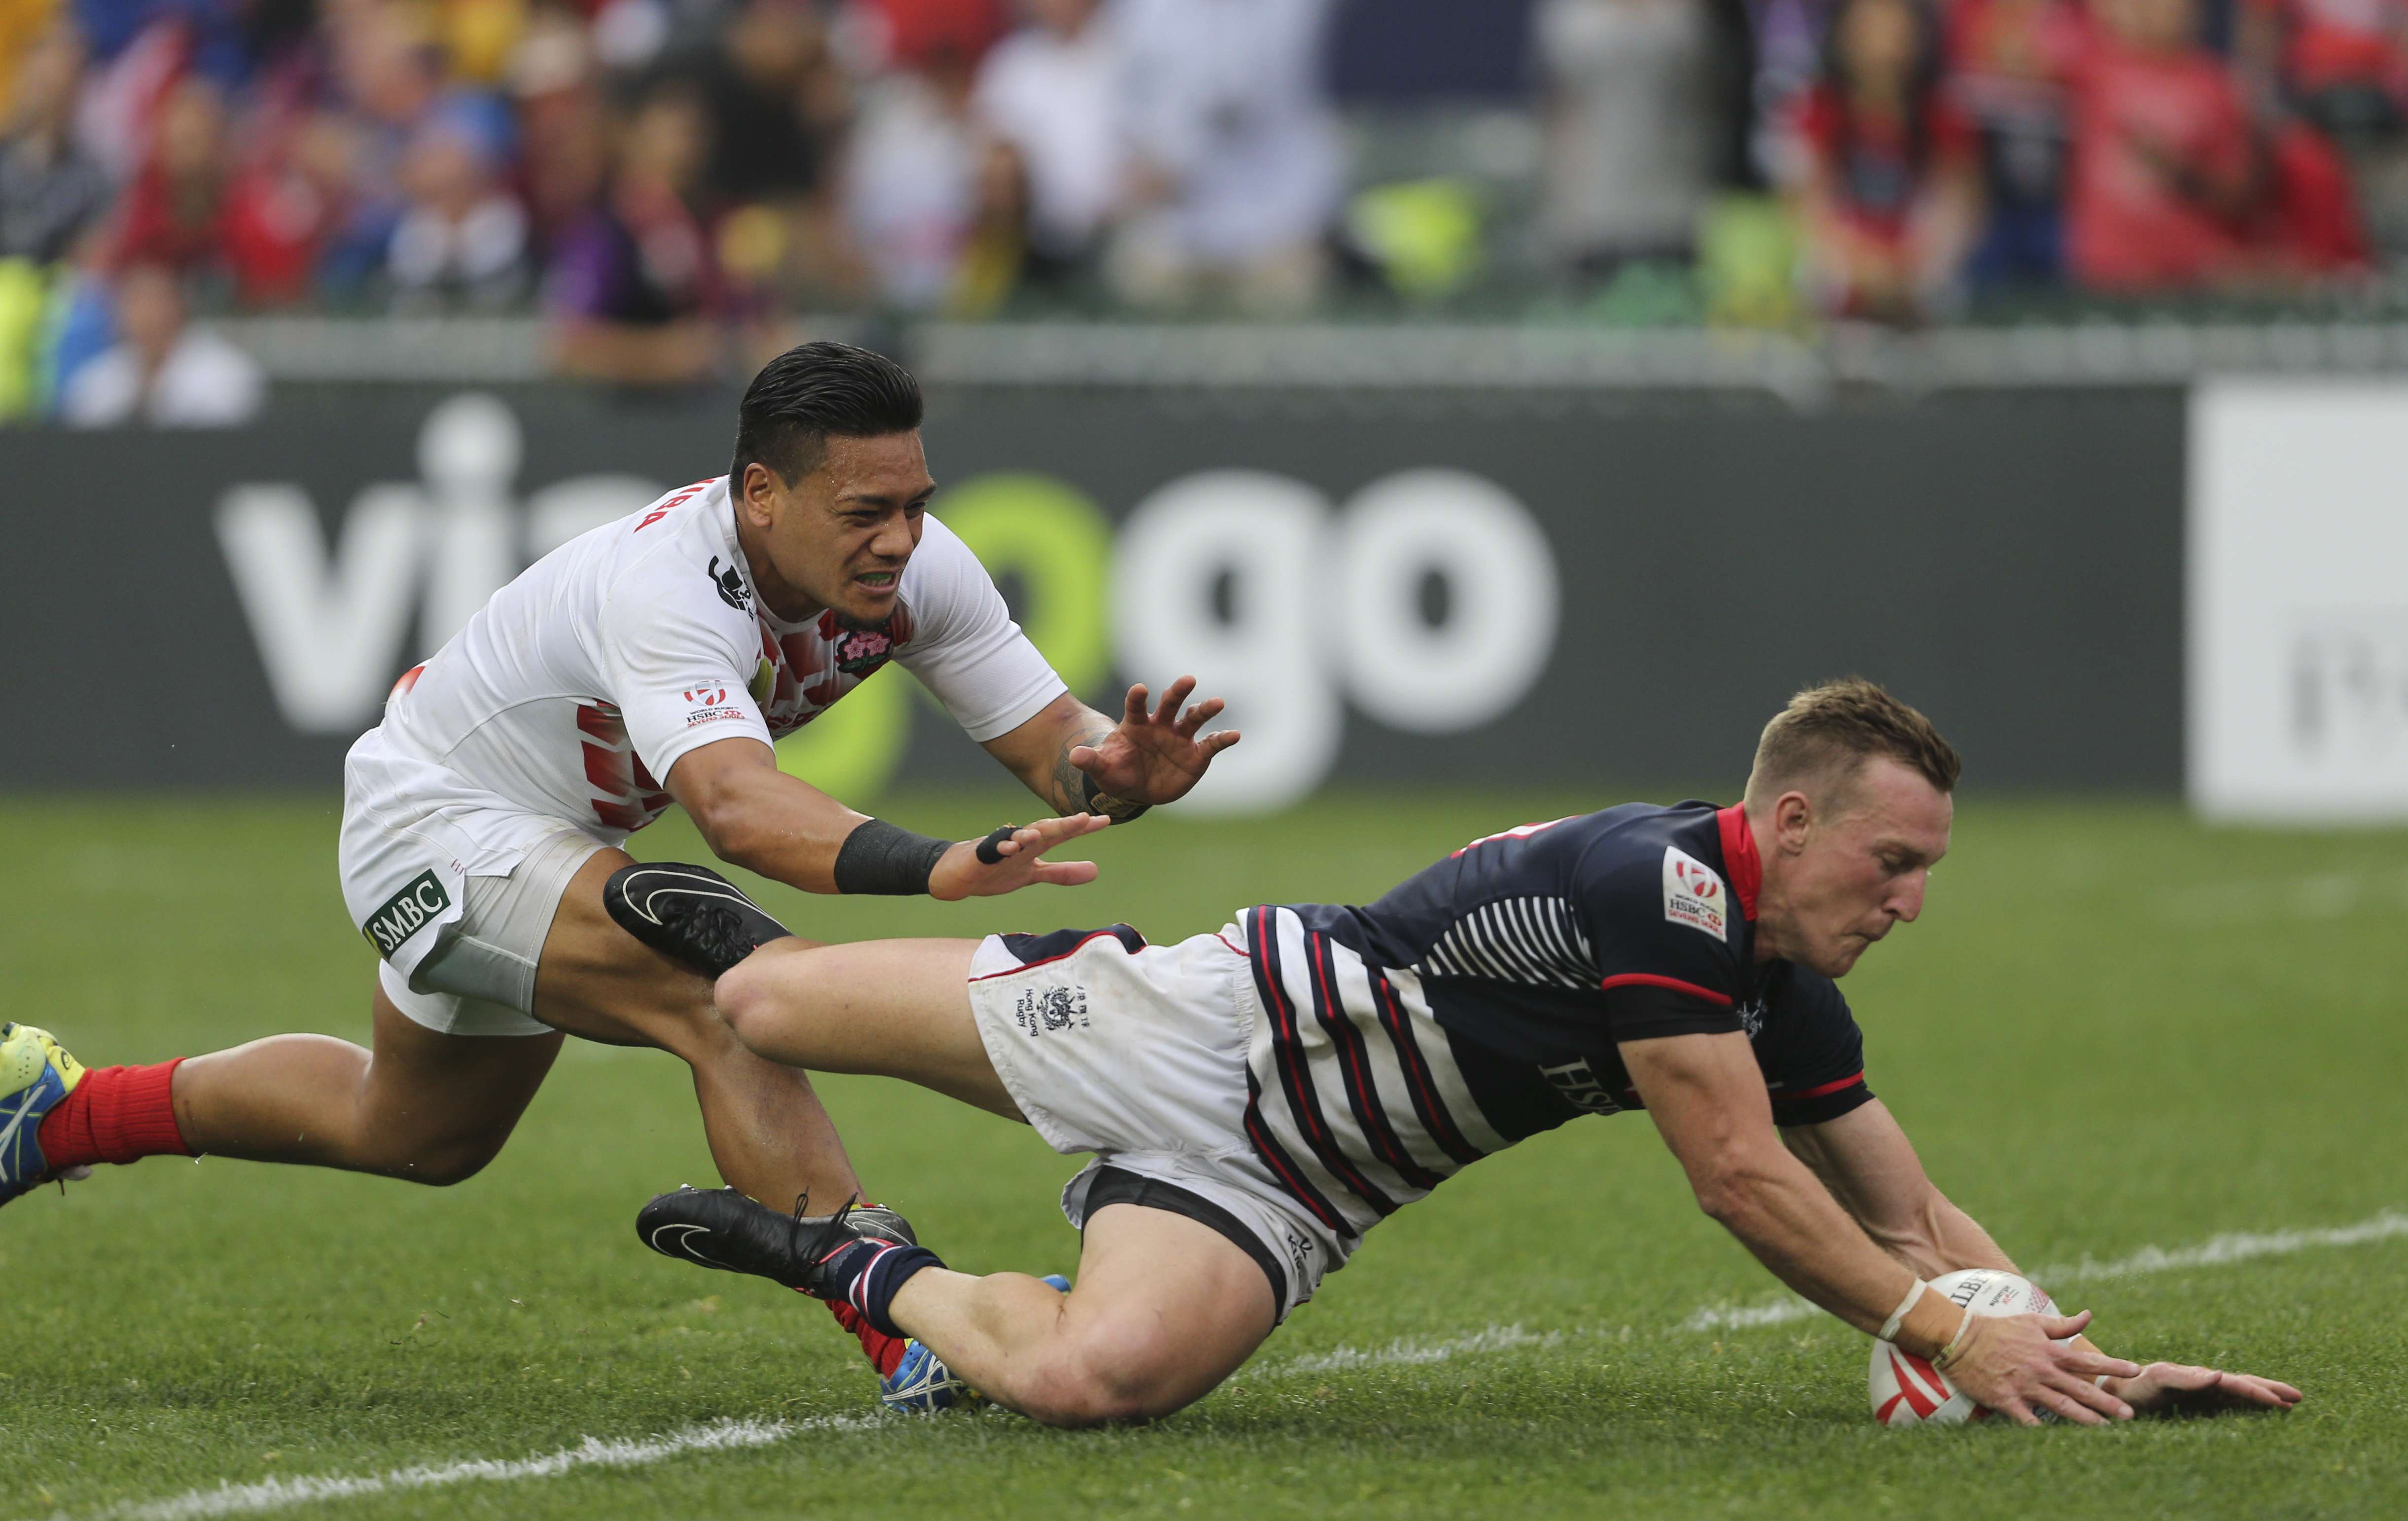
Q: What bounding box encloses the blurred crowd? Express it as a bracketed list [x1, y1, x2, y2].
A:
[1631, 0, 2398, 324]
[0, 0, 2401, 415]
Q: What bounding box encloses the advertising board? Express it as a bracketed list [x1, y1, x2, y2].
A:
[2189, 380, 2408, 822]
[0, 384, 2185, 805]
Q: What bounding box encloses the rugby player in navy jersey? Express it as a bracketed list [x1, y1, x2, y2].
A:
[626, 680, 2302, 1426]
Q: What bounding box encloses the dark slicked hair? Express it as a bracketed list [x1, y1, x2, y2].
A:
[1744, 678, 1962, 808]
[731, 341, 924, 486]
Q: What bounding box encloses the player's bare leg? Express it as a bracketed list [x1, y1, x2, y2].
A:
[709, 937, 1007, 1114]
[653, 936, 1278, 1419]
[523, 850, 861, 1204]
[885, 1203, 1277, 1425]
[169, 990, 562, 1185]
[56, 849, 861, 1209]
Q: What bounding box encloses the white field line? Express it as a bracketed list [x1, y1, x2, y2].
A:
[91, 1414, 881, 1521]
[1675, 1207, 2408, 1333]
[56, 1206, 2408, 1520]
[1252, 1205, 2408, 1373]
[1270, 1323, 1562, 1377]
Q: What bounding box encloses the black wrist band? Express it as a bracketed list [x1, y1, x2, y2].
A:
[832, 817, 952, 896]
[974, 825, 1018, 865]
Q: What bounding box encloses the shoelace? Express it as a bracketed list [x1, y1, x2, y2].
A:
[787, 1192, 868, 1271]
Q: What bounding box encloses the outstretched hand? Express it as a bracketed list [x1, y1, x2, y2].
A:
[2106, 1362, 2303, 1416]
[1944, 1309, 2143, 1426]
[928, 813, 1109, 901]
[1069, 677, 1240, 809]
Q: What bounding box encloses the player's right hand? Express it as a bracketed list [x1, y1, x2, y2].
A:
[1942, 1309, 2143, 1426]
[927, 814, 1108, 900]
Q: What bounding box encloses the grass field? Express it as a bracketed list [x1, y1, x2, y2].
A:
[2, 789, 2404, 1521]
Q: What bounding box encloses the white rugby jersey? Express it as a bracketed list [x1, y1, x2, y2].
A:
[346, 476, 1065, 867]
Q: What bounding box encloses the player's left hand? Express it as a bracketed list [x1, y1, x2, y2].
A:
[1070, 677, 1240, 808]
[2103, 1362, 2303, 1416]
[928, 814, 1109, 900]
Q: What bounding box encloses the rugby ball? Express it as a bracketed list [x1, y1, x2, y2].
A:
[1867, 1268, 2058, 1427]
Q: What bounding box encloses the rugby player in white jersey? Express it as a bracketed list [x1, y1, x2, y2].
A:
[624, 681, 2301, 1425]
[0, 342, 1238, 1392]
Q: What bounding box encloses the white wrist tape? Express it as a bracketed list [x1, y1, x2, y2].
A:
[1932, 1307, 1977, 1371]
[1877, 1279, 1929, 1344]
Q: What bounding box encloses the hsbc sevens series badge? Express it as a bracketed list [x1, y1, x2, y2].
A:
[1660, 846, 1729, 941]
[680, 683, 745, 732]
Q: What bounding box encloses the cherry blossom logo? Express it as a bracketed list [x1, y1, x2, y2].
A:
[835, 627, 895, 676]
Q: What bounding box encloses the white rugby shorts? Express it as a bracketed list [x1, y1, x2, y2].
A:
[340, 734, 606, 1038]
[966, 924, 1353, 1320]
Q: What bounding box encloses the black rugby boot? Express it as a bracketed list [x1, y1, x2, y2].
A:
[603, 862, 794, 979]
[637, 1186, 918, 1293]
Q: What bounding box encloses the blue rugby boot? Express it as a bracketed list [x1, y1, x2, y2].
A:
[0, 1023, 88, 1205]
[879, 1274, 1071, 1415]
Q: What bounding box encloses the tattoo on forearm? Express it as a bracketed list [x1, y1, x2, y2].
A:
[1054, 726, 1149, 822]
[1080, 771, 1150, 823]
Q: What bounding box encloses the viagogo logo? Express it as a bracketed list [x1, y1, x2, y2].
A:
[217, 396, 1562, 817]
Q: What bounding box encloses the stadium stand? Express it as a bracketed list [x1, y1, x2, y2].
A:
[0, 0, 2405, 413]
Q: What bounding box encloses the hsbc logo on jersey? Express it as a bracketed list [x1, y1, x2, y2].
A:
[680, 682, 748, 731]
[1537, 1057, 1624, 1115]
[1661, 846, 1729, 942]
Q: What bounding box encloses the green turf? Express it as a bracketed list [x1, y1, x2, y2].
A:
[2, 790, 2403, 1520]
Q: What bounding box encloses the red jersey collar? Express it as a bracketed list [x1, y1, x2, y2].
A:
[1715, 804, 1762, 922]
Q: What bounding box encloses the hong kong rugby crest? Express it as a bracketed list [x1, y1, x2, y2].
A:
[1661, 846, 1729, 942]
[1012, 984, 1090, 1038]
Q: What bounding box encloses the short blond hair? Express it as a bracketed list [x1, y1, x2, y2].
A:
[1743, 678, 1961, 809]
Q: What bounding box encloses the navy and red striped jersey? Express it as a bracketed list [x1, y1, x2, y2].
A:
[1235, 801, 1874, 1240]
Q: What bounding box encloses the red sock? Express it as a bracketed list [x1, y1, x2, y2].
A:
[824, 1294, 909, 1377]
[808, 1199, 913, 1376]
[36, 1060, 190, 1170]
